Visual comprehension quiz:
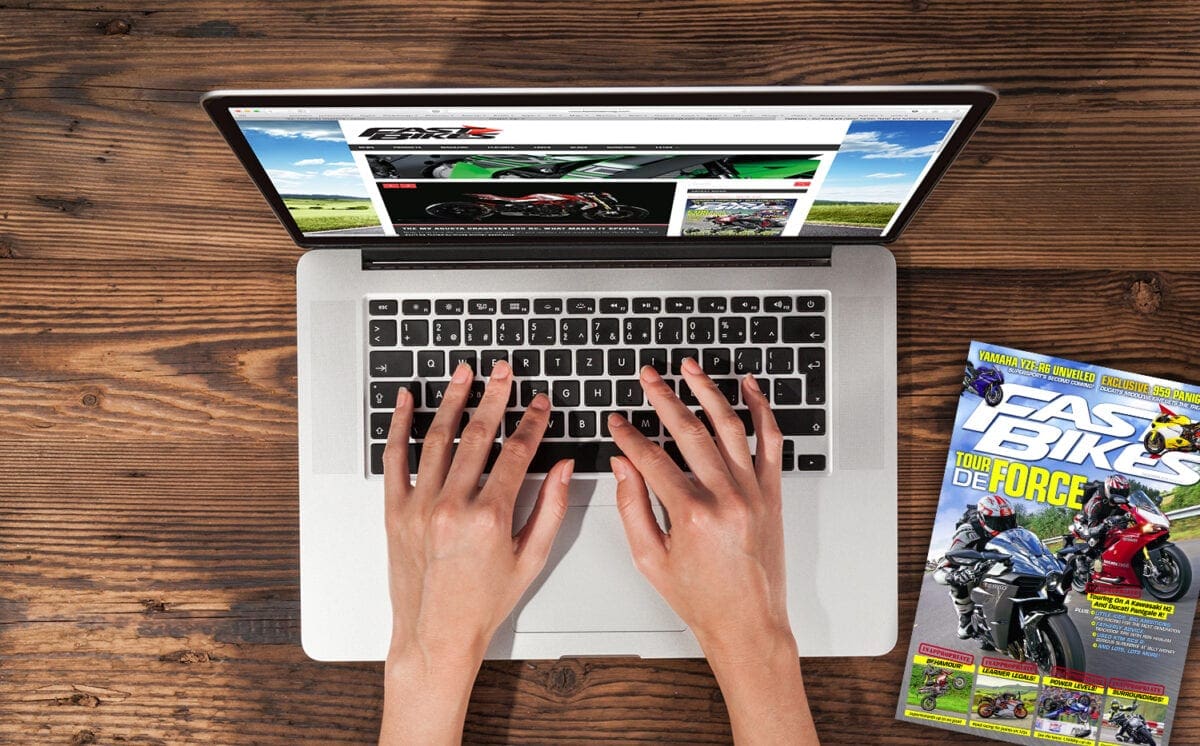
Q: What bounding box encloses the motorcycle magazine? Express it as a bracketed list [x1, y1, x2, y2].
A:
[897, 342, 1200, 746]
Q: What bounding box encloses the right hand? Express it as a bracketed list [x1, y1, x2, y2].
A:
[606, 359, 793, 664]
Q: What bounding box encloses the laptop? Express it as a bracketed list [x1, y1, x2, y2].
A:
[203, 86, 996, 661]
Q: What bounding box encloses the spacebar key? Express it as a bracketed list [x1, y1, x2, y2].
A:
[528, 441, 623, 473]
[773, 408, 826, 436]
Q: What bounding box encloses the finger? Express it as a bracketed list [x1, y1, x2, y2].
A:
[639, 365, 739, 496]
[479, 393, 551, 505]
[610, 456, 666, 573]
[744, 374, 783, 502]
[608, 412, 695, 514]
[415, 362, 473, 493]
[679, 357, 757, 494]
[515, 458, 573, 577]
[383, 385, 415, 513]
[443, 360, 514, 498]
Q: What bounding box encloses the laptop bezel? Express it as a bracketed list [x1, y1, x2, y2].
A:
[203, 86, 996, 263]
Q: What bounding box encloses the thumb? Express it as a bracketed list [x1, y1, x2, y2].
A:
[611, 456, 666, 573]
[515, 459, 573, 576]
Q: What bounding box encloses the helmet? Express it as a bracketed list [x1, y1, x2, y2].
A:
[977, 494, 1017, 536]
[1105, 474, 1131, 502]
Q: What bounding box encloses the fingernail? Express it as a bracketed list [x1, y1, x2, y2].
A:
[681, 357, 702, 375]
[640, 365, 661, 383]
[530, 393, 550, 411]
[491, 359, 511, 380]
[607, 412, 627, 429]
[559, 459, 575, 485]
[452, 363, 471, 384]
[394, 387, 409, 406]
[609, 456, 627, 481]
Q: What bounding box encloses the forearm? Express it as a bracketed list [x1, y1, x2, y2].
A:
[380, 647, 481, 746]
[706, 631, 818, 746]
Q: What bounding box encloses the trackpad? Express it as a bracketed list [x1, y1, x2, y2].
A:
[513, 506, 685, 633]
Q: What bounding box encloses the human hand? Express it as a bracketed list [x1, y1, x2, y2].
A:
[379, 360, 573, 745]
[607, 358, 792, 664]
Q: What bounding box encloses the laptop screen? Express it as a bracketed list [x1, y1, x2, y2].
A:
[209, 89, 992, 249]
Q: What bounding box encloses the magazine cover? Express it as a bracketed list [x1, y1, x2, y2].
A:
[897, 342, 1200, 745]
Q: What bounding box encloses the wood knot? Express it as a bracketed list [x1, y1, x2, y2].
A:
[140, 598, 169, 614]
[977, 153, 993, 164]
[1127, 275, 1163, 315]
[910, 0, 930, 10]
[159, 649, 213, 664]
[71, 729, 98, 745]
[0, 236, 18, 259]
[98, 18, 132, 35]
[56, 693, 100, 708]
[81, 392, 100, 407]
[34, 195, 93, 216]
[545, 662, 582, 696]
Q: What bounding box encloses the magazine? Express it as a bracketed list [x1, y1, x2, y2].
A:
[897, 342, 1200, 745]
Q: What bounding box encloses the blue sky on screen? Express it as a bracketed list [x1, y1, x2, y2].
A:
[817, 120, 953, 203]
[236, 120, 368, 198]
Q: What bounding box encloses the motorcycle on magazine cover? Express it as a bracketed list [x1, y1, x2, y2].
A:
[976, 692, 1028, 719]
[425, 192, 649, 222]
[1040, 693, 1092, 723]
[962, 362, 1005, 406]
[1058, 489, 1192, 602]
[944, 527, 1085, 674]
[705, 213, 785, 233]
[1111, 709, 1157, 745]
[1144, 404, 1200, 456]
[917, 668, 967, 711]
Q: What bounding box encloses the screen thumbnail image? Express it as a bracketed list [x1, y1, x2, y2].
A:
[366, 153, 821, 181]
[682, 198, 796, 236]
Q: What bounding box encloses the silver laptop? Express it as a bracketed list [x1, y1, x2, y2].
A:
[204, 86, 995, 661]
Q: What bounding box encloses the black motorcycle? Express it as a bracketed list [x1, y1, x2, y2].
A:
[945, 527, 1085, 674]
[1112, 710, 1157, 745]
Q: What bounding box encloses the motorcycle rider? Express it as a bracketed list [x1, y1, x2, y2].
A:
[1109, 699, 1140, 741]
[1078, 475, 1132, 554]
[935, 494, 1019, 644]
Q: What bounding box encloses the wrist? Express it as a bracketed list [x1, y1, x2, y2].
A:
[695, 617, 797, 669]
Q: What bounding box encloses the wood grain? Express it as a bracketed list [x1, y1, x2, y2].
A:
[3, 0, 1200, 743]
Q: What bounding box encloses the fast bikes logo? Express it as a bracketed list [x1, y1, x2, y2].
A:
[962, 384, 1200, 486]
[358, 125, 501, 140]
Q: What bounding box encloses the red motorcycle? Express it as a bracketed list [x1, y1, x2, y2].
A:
[706, 213, 785, 233]
[917, 667, 967, 711]
[1058, 489, 1191, 601]
[425, 191, 649, 222]
[977, 691, 1028, 719]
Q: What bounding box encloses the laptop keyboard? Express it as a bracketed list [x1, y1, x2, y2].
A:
[365, 292, 829, 476]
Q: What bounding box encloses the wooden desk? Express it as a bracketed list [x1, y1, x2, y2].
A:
[2, 2, 1198, 743]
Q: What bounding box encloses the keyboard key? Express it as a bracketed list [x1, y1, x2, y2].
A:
[370, 381, 421, 409]
[608, 349, 636, 375]
[592, 318, 621, 345]
[764, 296, 792, 312]
[713, 378, 739, 405]
[666, 297, 694, 313]
[435, 299, 464, 315]
[402, 299, 431, 315]
[698, 296, 727, 313]
[560, 318, 588, 345]
[766, 347, 794, 374]
[368, 319, 396, 347]
[370, 299, 398, 315]
[600, 298, 628, 314]
[528, 318, 556, 345]
[703, 348, 732, 375]
[534, 298, 562, 314]
[369, 350, 413, 378]
[632, 411, 660, 437]
[600, 410, 628, 437]
[433, 319, 461, 346]
[526, 441, 624, 473]
[670, 348, 699, 375]
[468, 299, 496, 315]
[797, 454, 826, 471]
[568, 411, 597, 438]
[736, 408, 755, 435]
[449, 350, 477, 375]
[678, 380, 698, 405]
[426, 381, 448, 407]
[546, 411, 565, 438]
[552, 381, 581, 408]
[718, 317, 746, 343]
[687, 317, 714, 344]
[496, 318, 524, 345]
[464, 318, 492, 346]
[797, 347, 825, 375]
[694, 409, 715, 435]
[774, 378, 804, 405]
[616, 379, 643, 406]
[584, 380, 613, 407]
[501, 298, 529, 315]
[371, 442, 421, 475]
[567, 298, 595, 314]
[796, 295, 826, 312]
[807, 376, 826, 406]
[576, 349, 604, 376]
[520, 380, 550, 406]
[782, 440, 795, 472]
[783, 316, 825, 343]
[418, 350, 445, 377]
[734, 348, 762, 374]
[401, 319, 428, 346]
[480, 350, 508, 376]
[369, 412, 392, 440]
[775, 409, 826, 436]
[655, 318, 683, 345]
[632, 297, 661, 313]
[639, 348, 668, 374]
[732, 297, 759, 313]
[544, 350, 572, 376]
[504, 411, 525, 436]
[466, 381, 485, 407]
[623, 318, 651, 345]
[749, 317, 778, 343]
[512, 349, 540, 376]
